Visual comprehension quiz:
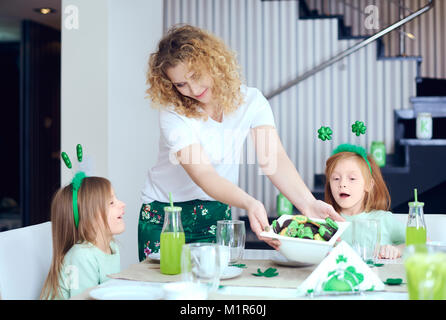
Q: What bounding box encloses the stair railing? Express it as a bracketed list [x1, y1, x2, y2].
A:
[265, 0, 434, 100]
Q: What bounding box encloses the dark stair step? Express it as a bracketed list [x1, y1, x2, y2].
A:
[410, 97, 446, 116]
[417, 78, 446, 97]
[240, 216, 275, 250]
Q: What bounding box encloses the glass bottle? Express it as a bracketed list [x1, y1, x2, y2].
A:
[406, 202, 427, 246]
[160, 206, 185, 275]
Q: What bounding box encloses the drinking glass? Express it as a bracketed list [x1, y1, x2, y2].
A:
[352, 219, 380, 264]
[404, 244, 446, 300]
[216, 220, 246, 265]
[180, 243, 222, 294]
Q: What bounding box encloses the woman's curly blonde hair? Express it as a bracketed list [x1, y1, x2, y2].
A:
[146, 24, 244, 120]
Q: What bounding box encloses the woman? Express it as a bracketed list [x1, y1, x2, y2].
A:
[138, 24, 343, 261]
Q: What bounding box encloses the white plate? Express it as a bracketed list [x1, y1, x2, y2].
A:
[147, 252, 160, 262]
[89, 285, 164, 300]
[220, 266, 243, 280]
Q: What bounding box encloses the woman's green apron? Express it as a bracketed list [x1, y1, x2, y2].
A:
[138, 200, 231, 262]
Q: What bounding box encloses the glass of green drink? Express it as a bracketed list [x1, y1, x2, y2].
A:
[404, 244, 446, 300]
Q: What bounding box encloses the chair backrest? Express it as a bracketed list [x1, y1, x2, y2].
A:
[0, 222, 52, 300]
[393, 213, 446, 242]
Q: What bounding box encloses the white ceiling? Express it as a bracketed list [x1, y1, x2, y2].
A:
[0, 0, 61, 33]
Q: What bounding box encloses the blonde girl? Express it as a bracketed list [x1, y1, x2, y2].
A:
[40, 175, 125, 299]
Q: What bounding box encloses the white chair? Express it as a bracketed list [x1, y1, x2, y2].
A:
[0, 222, 52, 299]
[394, 213, 446, 242]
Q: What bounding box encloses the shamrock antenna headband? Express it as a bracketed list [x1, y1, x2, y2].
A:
[61, 144, 85, 228]
[317, 121, 372, 174]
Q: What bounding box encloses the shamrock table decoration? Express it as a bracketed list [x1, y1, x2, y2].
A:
[317, 126, 333, 141]
[352, 121, 367, 136]
[251, 267, 279, 278]
[384, 278, 404, 286]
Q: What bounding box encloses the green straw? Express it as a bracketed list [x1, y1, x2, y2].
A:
[169, 192, 174, 209]
[414, 188, 418, 204]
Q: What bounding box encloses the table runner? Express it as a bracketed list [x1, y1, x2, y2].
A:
[108, 259, 407, 292]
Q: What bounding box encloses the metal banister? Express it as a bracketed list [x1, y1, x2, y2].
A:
[265, 0, 434, 100]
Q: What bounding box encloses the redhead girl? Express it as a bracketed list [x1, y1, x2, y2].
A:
[325, 144, 405, 259]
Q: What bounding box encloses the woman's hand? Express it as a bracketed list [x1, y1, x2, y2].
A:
[246, 199, 281, 250]
[378, 245, 402, 259]
[301, 199, 345, 222]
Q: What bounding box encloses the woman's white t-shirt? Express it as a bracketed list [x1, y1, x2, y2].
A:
[141, 86, 276, 203]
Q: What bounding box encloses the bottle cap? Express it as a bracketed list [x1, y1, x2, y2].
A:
[408, 202, 424, 207]
[164, 206, 182, 212]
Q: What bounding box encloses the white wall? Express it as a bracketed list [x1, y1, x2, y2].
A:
[61, 0, 163, 269]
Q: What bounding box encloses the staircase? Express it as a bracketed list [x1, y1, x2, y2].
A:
[304, 0, 446, 214]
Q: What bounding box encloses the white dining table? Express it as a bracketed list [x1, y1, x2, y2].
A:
[72, 249, 408, 300]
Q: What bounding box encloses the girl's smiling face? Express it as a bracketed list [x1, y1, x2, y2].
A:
[329, 157, 371, 215]
[107, 188, 126, 235]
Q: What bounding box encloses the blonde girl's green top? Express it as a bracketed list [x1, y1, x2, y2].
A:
[340, 210, 406, 246]
[57, 241, 120, 299]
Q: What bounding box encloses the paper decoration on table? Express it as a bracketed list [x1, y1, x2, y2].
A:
[297, 241, 385, 295]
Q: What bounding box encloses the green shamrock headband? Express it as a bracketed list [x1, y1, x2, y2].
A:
[318, 121, 372, 175]
[332, 144, 372, 175]
[61, 144, 85, 228]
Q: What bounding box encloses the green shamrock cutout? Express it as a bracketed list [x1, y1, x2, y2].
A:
[317, 126, 333, 141]
[336, 255, 348, 264]
[384, 278, 403, 286]
[251, 267, 279, 278]
[352, 121, 367, 136]
[230, 263, 247, 269]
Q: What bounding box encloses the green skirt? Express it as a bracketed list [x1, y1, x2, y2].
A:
[137, 199, 232, 262]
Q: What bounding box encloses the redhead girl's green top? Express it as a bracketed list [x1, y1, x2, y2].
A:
[56, 241, 120, 299]
[340, 210, 406, 246]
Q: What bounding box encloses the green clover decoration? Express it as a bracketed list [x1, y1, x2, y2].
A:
[351, 121, 367, 136]
[336, 255, 348, 264]
[251, 267, 279, 278]
[317, 126, 333, 141]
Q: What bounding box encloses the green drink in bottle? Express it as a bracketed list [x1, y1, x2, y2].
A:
[160, 231, 185, 274]
[406, 189, 427, 246]
[160, 193, 185, 275]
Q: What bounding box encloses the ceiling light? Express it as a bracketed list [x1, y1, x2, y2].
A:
[34, 8, 56, 15]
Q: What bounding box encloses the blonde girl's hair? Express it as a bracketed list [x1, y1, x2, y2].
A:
[40, 177, 112, 300]
[146, 24, 244, 120]
[324, 152, 391, 213]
